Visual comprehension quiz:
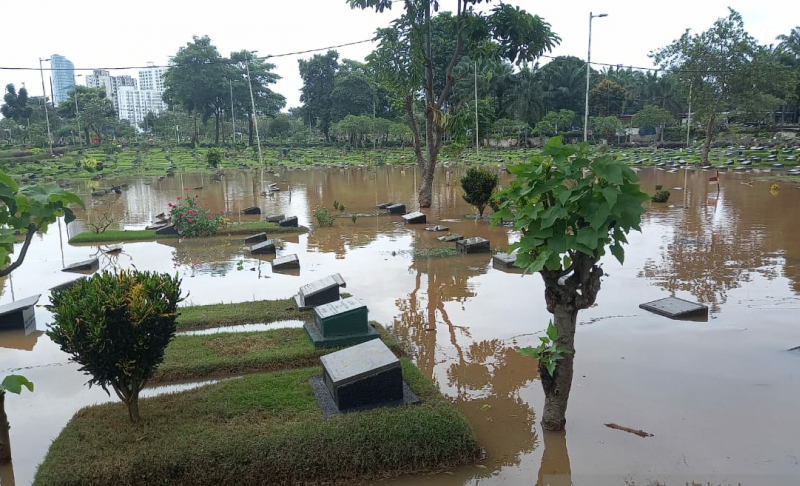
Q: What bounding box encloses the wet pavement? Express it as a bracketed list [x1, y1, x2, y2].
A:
[1, 164, 799, 485]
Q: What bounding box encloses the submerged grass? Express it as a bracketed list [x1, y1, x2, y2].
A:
[68, 222, 307, 244]
[33, 360, 480, 486]
[176, 297, 305, 331]
[155, 324, 399, 383]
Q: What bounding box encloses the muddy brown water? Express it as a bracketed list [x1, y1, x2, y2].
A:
[1, 165, 799, 486]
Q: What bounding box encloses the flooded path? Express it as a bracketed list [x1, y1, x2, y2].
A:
[1, 165, 799, 485]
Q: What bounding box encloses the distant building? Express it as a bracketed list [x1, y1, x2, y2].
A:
[50, 54, 74, 106]
[138, 63, 168, 91]
[117, 86, 168, 127]
[85, 70, 138, 113]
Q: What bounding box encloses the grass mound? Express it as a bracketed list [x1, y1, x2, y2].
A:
[68, 222, 307, 243]
[33, 361, 480, 486]
[176, 297, 305, 331]
[154, 325, 399, 383]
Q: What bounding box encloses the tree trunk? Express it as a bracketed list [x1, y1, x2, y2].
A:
[540, 305, 577, 431]
[701, 111, 716, 166]
[127, 395, 140, 424]
[248, 112, 254, 147]
[192, 110, 198, 148]
[0, 393, 11, 464]
[214, 111, 220, 146]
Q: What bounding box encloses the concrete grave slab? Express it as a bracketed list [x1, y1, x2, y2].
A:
[279, 216, 298, 227]
[305, 296, 378, 348]
[437, 233, 464, 242]
[265, 214, 285, 223]
[0, 294, 40, 333]
[249, 240, 276, 255]
[243, 233, 268, 244]
[295, 275, 341, 310]
[376, 202, 393, 209]
[155, 225, 179, 236]
[425, 225, 449, 232]
[62, 258, 99, 273]
[272, 254, 300, 270]
[242, 206, 261, 215]
[386, 204, 406, 215]
[456, 237, 490, 254]
[402, 211, 426, 224]
[639, 296, 709, 320]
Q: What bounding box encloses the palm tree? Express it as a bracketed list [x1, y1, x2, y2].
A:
[507, 63, 546, 127]
[776, 27, 800, 61]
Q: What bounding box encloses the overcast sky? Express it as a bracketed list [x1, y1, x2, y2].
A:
[1, 1, 798, 109]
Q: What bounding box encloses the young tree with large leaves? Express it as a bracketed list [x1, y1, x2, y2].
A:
[0, 170, 81, 463]
[653, 9, 795, 163]
[493, 138, 648, 430]
[350, 0, 559, 208]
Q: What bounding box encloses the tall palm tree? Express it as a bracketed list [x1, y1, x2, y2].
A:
[776, 27, 800, 61]
[507, 62, 546, 126]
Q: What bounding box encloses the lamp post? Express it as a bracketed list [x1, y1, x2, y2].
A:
[583, 12, 608, 142]
[229, 78, 235, 147]
[73, 74, 83, 147]
[39, 57, 53, 155]
[245, 51, 264, 169]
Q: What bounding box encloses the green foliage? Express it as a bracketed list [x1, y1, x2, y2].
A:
[492, 137, 648, 273]
[47, 270, 184, 423]
[1, 84, 33, 123]
[351, 214, 358, 224]
[168, 190, 224, 237]
[298, 50, 340, 139]
[589, 79, 627, 116]
[205, 148, 223, 168]
[517, 321, 573, 377]
[460, 167, 499, 217]
[312, 206, 336, 228]
[0, 169, 83, 277]
[0, 375, 34, 395]
[591, 116, 624, 141]
[651, 190, 671, 203]
[632, 105, 674, 129]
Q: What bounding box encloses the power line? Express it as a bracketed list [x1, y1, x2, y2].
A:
[0, 38, 375, 72]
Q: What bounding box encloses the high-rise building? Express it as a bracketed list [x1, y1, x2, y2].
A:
[117, 86, 168, 127]
[138, 63, 167, 91]
[85, 70, 138, 113]
[50, 54, 74, 106]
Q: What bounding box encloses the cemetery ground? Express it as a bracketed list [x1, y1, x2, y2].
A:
[68, 221, 308, 244]
[33, 298, 479, 486]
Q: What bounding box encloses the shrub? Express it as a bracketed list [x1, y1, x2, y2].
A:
[47, 270, 184, 423]
[651, 190, 671, 203]
[460, 167, 499, 217]
[655, 184, 663, 191]
[206, 148, 223, 168]
[168, 189, 224, 237]
[312, 206, 336, 228]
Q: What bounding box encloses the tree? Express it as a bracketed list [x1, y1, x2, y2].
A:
[653, 9, 795, 164]
[330, 71, 376, 121]
[351, 0, 559, 208]
[589, 79, 627, 116]
[539, 56, 590, 114]
[493, 138, 648, 430]
[163, 36, 227, 146]
[0, 170, 81, 463]
[298, 50, 339, 141]
[48, 270, 184, 423]
[460, 167, 499, 217]
[229, 50, 285, 147]
[1, 84, 33, 124]
[58, 86, 116, 145]
[632, 105, 674, 144]
[591, 116, 624, 142]
[540, 109, 576, 134]
[268, 113, 293, 140]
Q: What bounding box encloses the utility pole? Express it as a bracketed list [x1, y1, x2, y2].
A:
[246, 51, 264, 169]
[229, 78, 235, 147]
[584, 12, 608, 142]
[39, 58, 53, 155]
[474, 60, 479, 156]
[686, 81, 692, 147]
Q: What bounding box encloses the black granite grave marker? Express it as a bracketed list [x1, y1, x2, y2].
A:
[456, 237, 490, 254]
[242, 206, 261, 215]
[62, 258, 99, 273]
[0, 294, 40, 332]
[272, 254, 300, 270]
[250, 240, 276, 255]
[279, 216, 298, 227]
[386, 204, 406, 215]
[402, 211, 426, 224]
[295, 275, 341, 310]
[244, 233, 268, 244]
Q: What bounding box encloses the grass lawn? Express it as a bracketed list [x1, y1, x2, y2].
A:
[68, 221, 307, 244]
[33, 360, 480, 486]
[154, 325, 399, 383]
[176, 297, 305, 331]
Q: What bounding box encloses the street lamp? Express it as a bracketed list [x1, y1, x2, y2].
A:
[39, 57, 53, 155]
[245, 51, 264, 169]
[583, 12, 608, 142]
[74, 73, 83, 147]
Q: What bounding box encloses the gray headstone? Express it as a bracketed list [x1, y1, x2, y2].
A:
[331, 273, 346, 288]
[425, 225, 449, 232]
[492, 252, 517, 269]
[279, 216, 298, 227]
[155, 225, 179, 236]
[437, 233, 464, 242]
[265, 214, 285, 223]
[386, 203, 406, 215]
[639, 296, 708, 320]
[244, 233, 268, 244]
[62, 258, 99, 273]
[320, 339, 404, 411]
[272, 254, 300, 270]
[295, 275, 341, 310]
[242, 206, 261, 215]
[0, 294, 40, 332]
[456, 237, 490, 254]
[376, 202, 393, 209]
[249, 240, 276, 255]
[402, 211, 426, 224]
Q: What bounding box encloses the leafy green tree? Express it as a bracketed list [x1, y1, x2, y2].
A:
[330, 71, 376, 121]
[591, 116, 624, 142]
[653, 9, 796, 163]
[539, 56, 590, 114]
[589, 79, 627, 116]
[1, 84, 33, 125]
[542, 109, 576, 133]
[58, 86, 116, 145]
[632, 105, 674, 144]
[493, 138, 648, 430]
[298, 50, 339, 141]
[351, 0, 559, 208]
[48, 270, 184, 423]
[267, 113, 293, 140]
[163, 36, 228, 146]
[0, 170, 81, 463]
[460, 167, 499, 217]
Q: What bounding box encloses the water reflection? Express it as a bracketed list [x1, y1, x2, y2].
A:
[536, 430, 571, 486]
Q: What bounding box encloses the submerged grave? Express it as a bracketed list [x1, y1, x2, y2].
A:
[640, 296, 709, 320]
[0, 294, 40, 333]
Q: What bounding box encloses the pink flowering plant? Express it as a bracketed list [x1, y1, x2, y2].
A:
[168, 188, 224, 237]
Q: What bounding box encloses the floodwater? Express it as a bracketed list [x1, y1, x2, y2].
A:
[1, 164, 799, 486]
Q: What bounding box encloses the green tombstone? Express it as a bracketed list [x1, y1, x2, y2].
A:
[304, 296, 379, 348]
